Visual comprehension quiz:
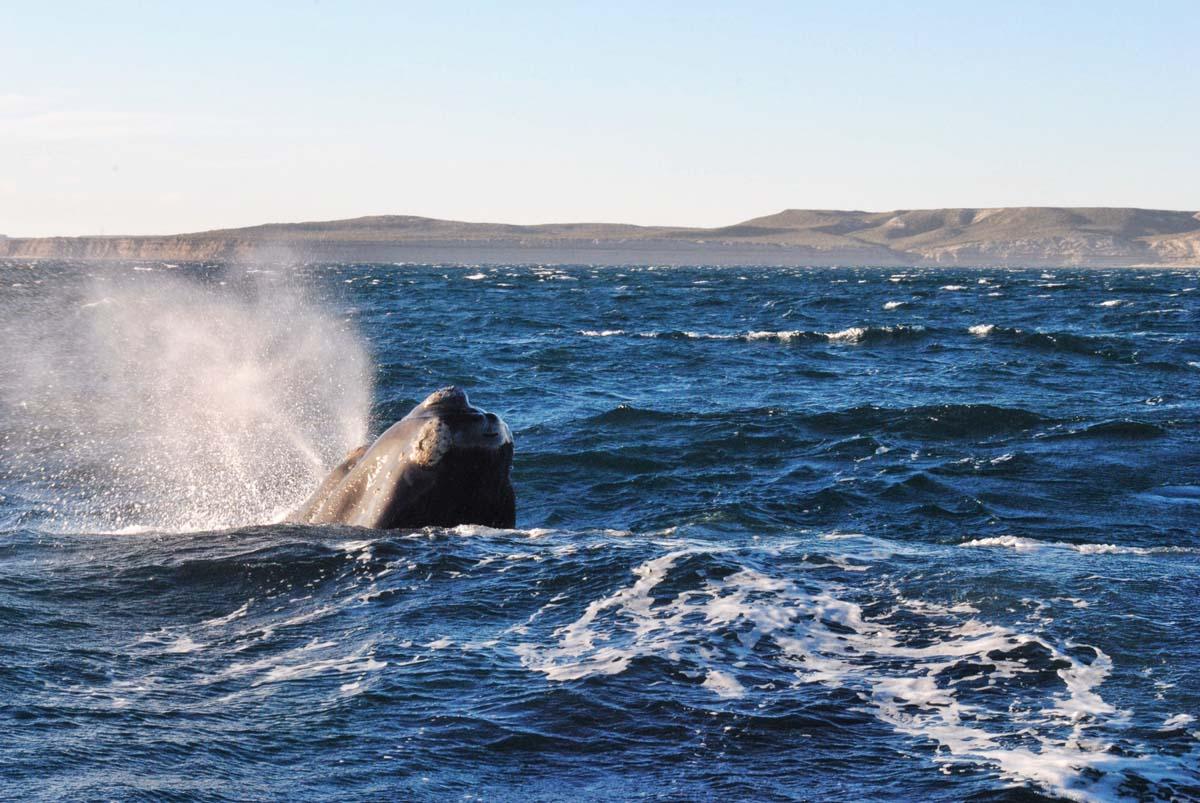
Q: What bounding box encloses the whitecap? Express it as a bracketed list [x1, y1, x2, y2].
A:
[1161, 713, 1195, 730]
[824, 326, 867, 342]
[960, 536, 1198, 555]
[745, 330, 806, 341]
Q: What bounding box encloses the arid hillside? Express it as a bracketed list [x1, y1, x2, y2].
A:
[3, 208, 1198, 266]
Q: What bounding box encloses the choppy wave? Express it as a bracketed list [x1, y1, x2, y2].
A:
[519, 547, 1194, 801]
[575, 402, 1053, 442]
[1038, 419, 1166, 440]
[2, 262, 1199, 801]
[565, 402, 1176, 453]
[964, 324, 1138, 361]
[578, 321, 1188, 371]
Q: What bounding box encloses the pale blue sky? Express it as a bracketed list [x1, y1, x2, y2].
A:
[2, 1, 1196, 236]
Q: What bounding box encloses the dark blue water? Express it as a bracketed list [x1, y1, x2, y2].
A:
[1, 262, 1197, 801]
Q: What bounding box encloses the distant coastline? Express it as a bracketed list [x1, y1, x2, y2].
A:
[3, 207, 1199, 267]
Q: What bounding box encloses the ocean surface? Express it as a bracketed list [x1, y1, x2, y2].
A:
[0, 261, 1197, 802]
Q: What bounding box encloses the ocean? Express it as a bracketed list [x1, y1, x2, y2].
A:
[0, 261, 1197, 801]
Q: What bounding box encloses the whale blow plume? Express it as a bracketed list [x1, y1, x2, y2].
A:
[0, 266, 372, 532]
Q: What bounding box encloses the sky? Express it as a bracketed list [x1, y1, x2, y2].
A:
[2, 1, 1197, 236]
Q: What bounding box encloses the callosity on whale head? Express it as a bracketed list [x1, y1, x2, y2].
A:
[288, 387, 515, 529]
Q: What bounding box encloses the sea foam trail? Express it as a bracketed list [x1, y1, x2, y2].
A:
[519, 549, 1193, 802]
[0, 268, 372, 532]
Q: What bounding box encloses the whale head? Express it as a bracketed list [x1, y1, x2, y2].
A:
[289, 386, 515, 529]
[406, 387, 513, 465]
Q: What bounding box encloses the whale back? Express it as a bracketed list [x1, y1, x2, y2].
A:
[289, 387, 515, 529]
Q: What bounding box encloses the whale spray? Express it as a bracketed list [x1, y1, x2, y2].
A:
[0, 265, 372, 532]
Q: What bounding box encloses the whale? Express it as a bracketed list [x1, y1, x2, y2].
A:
[289, 387, 515, 529]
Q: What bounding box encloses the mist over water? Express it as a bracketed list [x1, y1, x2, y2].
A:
[0, 266, 371, 531]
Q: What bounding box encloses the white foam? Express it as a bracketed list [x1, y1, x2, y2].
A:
[1162, 713, 1195, 730]
[136, 628, 205, 654]
[882, 301, 907, 310]
[163, 635, 204, 654]
[464, 273, 486, 280]
[519, 550, 1182, 801]
[823, 325, 922, 343]
[1098, 299, 1123, 307]
[745, 330, 806, 341]
[820, 531, 866, 541]
[968, 324, 996, 336]
[961, 536, 1199, 556]
[618, 327, 921, 344]
[941, 284, 967, 291]
[259, 652, 386, 685]
[338, 539, 375, 552]
[825, 326, 867, 342]
[211, 639, 384, 688]
[202, 601, 252, 627]
[703, 669, 746, 698]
